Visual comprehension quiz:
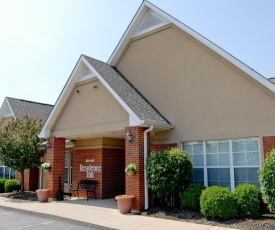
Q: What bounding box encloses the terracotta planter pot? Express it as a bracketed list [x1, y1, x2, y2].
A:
[126, 170, 135, 176]
[44, 169, 50, 173]
[115, 195, 134, 214]
[36, 189, 50, 202]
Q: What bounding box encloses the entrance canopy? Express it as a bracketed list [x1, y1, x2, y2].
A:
[39, 55, 173, 139]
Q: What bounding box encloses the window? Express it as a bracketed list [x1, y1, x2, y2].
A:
[182, 137, 260, 191]
[0, 162, 15, 180]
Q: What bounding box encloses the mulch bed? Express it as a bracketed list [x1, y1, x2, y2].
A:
[141, 207, 275, 230]
[6, 191, 38, 201]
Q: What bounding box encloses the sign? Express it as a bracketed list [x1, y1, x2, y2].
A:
[79, 164, 101, 178]
[85, 159, 95, 163]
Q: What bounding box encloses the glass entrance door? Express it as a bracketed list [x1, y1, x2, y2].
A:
[64, 152, 72, 193]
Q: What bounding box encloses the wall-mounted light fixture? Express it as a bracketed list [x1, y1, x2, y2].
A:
[38, 140, 51, 150]
[126, 130, 133, 143]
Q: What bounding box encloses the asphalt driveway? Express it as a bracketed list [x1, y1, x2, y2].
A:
[0, 207, 96, 230]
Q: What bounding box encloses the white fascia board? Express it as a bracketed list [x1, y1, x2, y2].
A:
[141, 119, 174, 130]
[6, 99, 15, 118]
[109, 1, 275, 93]
[39, 56, 86, 138]
[82, 57, 142, 126]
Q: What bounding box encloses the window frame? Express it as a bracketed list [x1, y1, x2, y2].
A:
[181, 137, 261, 191]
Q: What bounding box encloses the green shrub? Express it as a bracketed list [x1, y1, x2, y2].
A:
[181, 184, 206, 211]
[259, 149, 275, 213]
[234, 184, 262, 218]
[146, 148, 193, 207]
[4, 179, 20, 193]
[0, 179, 8, 193]
[200, 186, 238, 220]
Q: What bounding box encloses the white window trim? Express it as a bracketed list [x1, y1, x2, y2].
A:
[181, 137, 261, 191]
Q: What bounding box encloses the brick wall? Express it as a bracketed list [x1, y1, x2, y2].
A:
[263, 136, 275, 159]
[125, 126, 150, 211]
[72, 148, 125, 199]
[72, 148, 103, 199]
[102, 148, 125, 198]
[151, 143, 178, 152]
[45, 137, 65, 198]
[15, 168, 39, 191]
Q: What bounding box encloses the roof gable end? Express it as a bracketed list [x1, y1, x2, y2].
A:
[108, 0, 275, 94]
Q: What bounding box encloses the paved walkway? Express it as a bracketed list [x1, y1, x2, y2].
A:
[0, 196, 237, 230]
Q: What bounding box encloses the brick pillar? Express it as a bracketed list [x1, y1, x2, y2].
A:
[15, 168, 39, 191]
[125, 126, 150, 211]
[45, 137, 65, 198]
[263, 136, 275, 159]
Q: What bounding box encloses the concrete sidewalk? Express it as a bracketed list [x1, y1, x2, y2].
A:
[0, 196, 237, 230]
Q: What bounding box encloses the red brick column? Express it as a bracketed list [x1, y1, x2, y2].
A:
[125, 126, 150, 211]
[45, 137, 65, 198]
[263, 136, 275, 159]
[15, 168, 39, 191]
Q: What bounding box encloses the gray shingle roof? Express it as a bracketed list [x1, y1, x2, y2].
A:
[84, 55, 171, 126]
[7, 97, 53, 124]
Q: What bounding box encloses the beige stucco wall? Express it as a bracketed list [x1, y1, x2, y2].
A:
[0, 117, 13, 129]
[117, 25, 275, 144]
[52, 79, 128, 138]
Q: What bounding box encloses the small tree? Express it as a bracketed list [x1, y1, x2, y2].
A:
[259, 149, 275, 214]
[0, 116, 45, 192]
[146, 148, 193, 207]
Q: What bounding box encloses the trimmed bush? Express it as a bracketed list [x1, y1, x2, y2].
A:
[259, 149, 275, 213]
[146, 148, 193, 207]
[181, 184, 206, 211]
[200, 186, 238, 220]
[0, 179, 8, 193]
[234, 184, 262, 218]
[4, 179, 20, 193]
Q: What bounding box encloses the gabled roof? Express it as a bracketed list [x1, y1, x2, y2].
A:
[108, 0, 275, 94]
[0, 97, 53, 125]
[84, 56, 171, 126]
[39, 55, 173, 138]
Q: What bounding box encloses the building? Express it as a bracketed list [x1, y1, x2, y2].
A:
[38, 1, 275, 210]
[0, 97, 53, 190]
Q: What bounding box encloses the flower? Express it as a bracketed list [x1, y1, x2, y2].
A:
[41, 162, 51, 170]
[125, 163, 137, 173]
[116, 194, 134, 198]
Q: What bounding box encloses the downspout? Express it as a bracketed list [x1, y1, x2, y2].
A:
[144, 125, 153, 210]
[39, 157, 43, 189]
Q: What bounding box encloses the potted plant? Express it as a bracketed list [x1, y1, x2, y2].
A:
[115, 195, 134, 214]
[125, 163, 137, 176]
[41, 162, 51, 173]
[36, 188, 50, 202]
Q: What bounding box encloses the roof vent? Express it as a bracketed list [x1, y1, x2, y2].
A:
[82, 67, 92, 77]
[137, 12, 163, 34]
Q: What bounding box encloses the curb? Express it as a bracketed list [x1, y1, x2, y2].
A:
[0, 204, 117, 230]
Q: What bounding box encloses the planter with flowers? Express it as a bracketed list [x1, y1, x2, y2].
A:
[42, 162, 51, 173]
[125, 163, 137, 176]
[115, 195, 134, 214]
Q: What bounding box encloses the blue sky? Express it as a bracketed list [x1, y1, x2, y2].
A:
[0, 0, 274, 105]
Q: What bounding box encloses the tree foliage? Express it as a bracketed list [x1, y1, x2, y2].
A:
[259, 149, 275, 214]
[0, 116, 45, 192]
[146, 148, 193, 207]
